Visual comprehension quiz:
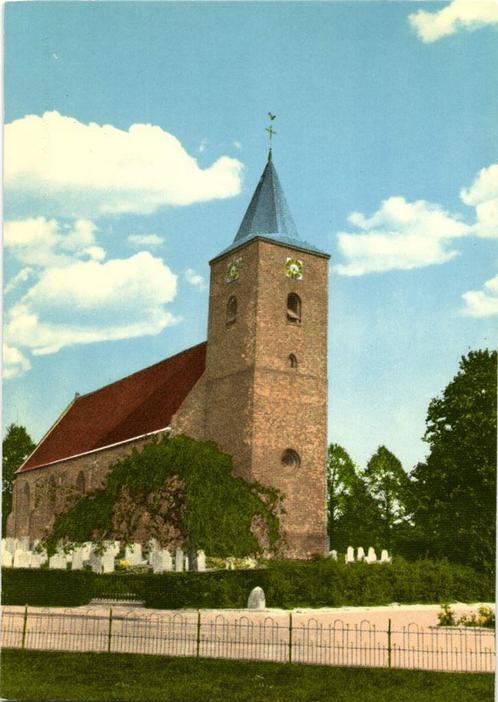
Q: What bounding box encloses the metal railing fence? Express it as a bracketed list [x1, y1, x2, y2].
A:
[1, 606, 495, 673]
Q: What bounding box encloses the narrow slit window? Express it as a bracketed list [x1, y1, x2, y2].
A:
[226, 295, 237, 326]
[287, 293, 301, 324]
[76, 471, 86, 494]
[288, 354, 298, 369]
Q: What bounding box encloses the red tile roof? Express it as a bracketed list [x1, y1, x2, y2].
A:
[18, 342, 207, 473]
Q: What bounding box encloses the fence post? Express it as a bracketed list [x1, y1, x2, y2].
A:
[288, 611, 293, 664]
[107, 608, 113, 653]
[21, 604, 29, 650]
[196, 609, 201, 658]
[387, 618, 392, 668]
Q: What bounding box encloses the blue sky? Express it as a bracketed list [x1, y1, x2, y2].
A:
[3, 1, 497, 471]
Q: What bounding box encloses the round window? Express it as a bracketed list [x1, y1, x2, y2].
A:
[281, 449, 301, 469]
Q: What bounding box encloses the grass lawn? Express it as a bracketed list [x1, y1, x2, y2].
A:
[1, 649, 494, 702]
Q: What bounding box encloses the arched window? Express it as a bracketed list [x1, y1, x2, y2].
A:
[76, 471, 86, 494]
[226, 295, 237, 326]
[288, 354, 298, 369]
[287, 293, 301, 324]
[281, 449, 301, 469]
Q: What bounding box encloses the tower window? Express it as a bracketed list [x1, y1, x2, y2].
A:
[288, 354, 298, 369]
[76, 471, 86, 494]
[287, 293, 301, 324]
[281, 449, 301, 469]
[226, 295, 237, 326]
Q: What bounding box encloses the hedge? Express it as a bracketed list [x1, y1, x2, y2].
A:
[2, 559, 494, 609]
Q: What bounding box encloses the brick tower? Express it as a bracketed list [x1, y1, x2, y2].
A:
[204, 151, 330, 559]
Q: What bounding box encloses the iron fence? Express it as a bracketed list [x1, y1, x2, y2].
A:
[1, 606, 495, 673]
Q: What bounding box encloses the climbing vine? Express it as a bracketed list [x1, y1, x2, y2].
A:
[45, 435, 284, 557]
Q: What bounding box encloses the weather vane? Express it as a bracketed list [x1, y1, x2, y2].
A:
[266, 112, 276, 159]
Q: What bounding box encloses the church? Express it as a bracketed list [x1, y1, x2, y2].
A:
[8, 150, 330, 559]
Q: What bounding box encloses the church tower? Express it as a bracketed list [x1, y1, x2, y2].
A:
[204, 150, 329, 558]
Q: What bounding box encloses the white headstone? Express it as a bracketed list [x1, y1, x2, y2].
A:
[357, 547, 365, 562]
[49, 554, 67, 570]
[38, 550, 48, 565]
[175, 548, 184, 572]
[197, 550, 206, 572]
[125, 543, 142, 566]
[30, 554, 42, 569]
[151, 550, 173, 574]
[89, 553, 102, 574]
[71, 550, 84, 570]
[247, 586, 266, 610]
[13, 550, 31, 568]
[184, 555, 189, 571]
[329, 550, 338, 561]
[345, 546, 355, 564]
[102, 552, 115, 573]
[2, 550, 13, 568]
[366, 547, 377, 564]
[380, 549, 391, 563]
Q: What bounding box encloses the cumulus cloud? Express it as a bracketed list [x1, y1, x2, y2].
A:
[460, 164, 498, 238]
[5, 111, 244, 218]
[461, 275, 498, 317]
[3, 344, 31, 380]
[5, 252, 179, 356]
[184, 268, 206, 289]
[128, 234, 164, 248]
[335, 164, 497, 276]
[335, 197, 469, 276]
[409, 0, 498, 43]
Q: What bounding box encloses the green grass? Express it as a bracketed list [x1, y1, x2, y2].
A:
[1, 649, 494, 702]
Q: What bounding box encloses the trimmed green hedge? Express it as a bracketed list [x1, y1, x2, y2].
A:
[2, 559, 494, 609]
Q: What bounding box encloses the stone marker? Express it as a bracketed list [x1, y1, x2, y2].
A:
[345, 546, 355, 564]
[151, 550, 173, 574]
[380, 549, 391, 563]
[366, 547, 377, 564]
[2, 550, 13, 568]
[49, 554, 67, 570]
[247, 586, 266, 610]
[30, 554, 42, 569]
[329, 550, 338, 561]
[102, 552, 115, 573]
[125, 543, 142, 566]
[357, 547, 365, 562]
[71, 550, 84, 571]
[13, 550, 31, 568]
[89, 553, 102, 573]
[184, 555, 189, 571]
[197, 550, 206, 572]
[175, 548, 184, 572]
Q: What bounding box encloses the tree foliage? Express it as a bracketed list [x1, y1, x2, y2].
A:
[2, 424, 35, 534]
[364, 445, 411, 548]
[410, 349, 497, 570]
[45, 435, 283, 558]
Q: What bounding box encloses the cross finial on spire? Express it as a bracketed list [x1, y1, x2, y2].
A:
[266, 112, 276, 161]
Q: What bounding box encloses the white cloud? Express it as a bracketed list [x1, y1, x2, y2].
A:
[4, 217, 105, 266]
[5, 111, 244, 218]
[128, 234, 164, 248]
[184, 268, 206, 289]
[409, 0, 498, 43]
[461, 275, 498, 317]
[4, 267, 34, 295]
[460, 164, 498, 238]
[5, 252, 179, 356]
[335, 196, 469, 276]
[233, 140, 242, 150]
[3, 344, 31, 379]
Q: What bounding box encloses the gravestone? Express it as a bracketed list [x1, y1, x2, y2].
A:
[102, 552, 115, 573]
[345, 546, 355, 564]
[380, 549, 391, 563]
[71, 550, 84, 570]
[247, 586, 266, 610]
[89, 553, 103, 573]
[197, 550, 206, 572]
[175, 548, 184, 572]
[13, 550, 31, 568]
[357, 547, 365, 562]
[151, 549, 173, 574]
[366, 547, 377, 564]
[329, 550, 338, 561]
[125, 543, 142, 566]
[49, 554, 67, 570]
[30, 554, 42, 569]
[184, 555, 189, 571]
[2, 550, 13, 568]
